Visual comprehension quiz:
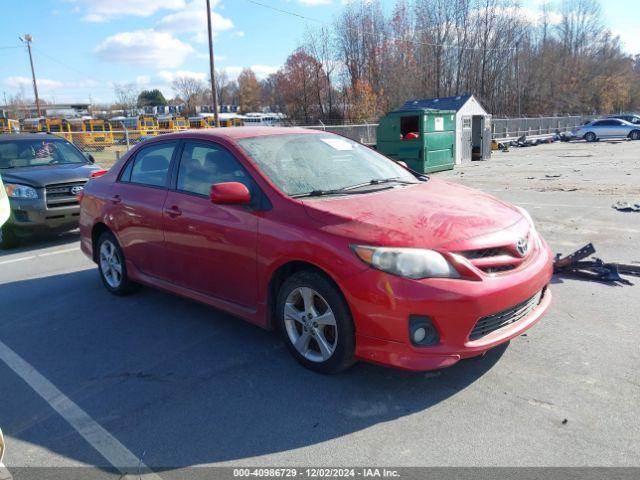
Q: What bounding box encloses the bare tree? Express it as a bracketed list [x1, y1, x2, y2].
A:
[113, 82, 139, 116]
[171, 76, 205, 115]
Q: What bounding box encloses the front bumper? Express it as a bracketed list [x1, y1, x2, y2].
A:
[7, 197, 80, 235]
[342, 240, 554, 371]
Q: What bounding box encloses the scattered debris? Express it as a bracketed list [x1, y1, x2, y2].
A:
[562, 419, 568, 425]
[612, 201, 640, 212]
[545, 174, 562, 178]
[554, 243, 640, 286]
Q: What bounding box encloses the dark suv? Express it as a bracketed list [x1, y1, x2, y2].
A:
[0, 133, 103, 248]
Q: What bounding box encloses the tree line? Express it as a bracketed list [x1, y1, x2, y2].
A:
[144, 0, 638, 124]
[258, 0, 639, 123]
[6, 0, 636, 124]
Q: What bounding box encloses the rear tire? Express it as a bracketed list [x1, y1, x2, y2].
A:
[0, 224, 19, 249]
[96, 231, 138, 295]
[629, 130, 640, 141]
[276, 270, 356, 374]
[584, 132, 597, 142]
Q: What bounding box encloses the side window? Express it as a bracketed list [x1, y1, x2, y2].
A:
[177, 142, 254, 197]
[121, 142, 175, 187]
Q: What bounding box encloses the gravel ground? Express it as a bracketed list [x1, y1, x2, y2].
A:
[0, 139, 638, 477]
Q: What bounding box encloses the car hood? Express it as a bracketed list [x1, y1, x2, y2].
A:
[0, 163, 99, 188]
[302, 178, 526, 249]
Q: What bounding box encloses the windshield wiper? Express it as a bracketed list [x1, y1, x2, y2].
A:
[291, 188, 375, 198]
[342, 178, 418, 190]
[291, 178, 415, 198]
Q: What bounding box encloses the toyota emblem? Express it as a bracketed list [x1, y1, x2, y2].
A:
[71, 185, 84, 195]
[516, 237, 529, 257]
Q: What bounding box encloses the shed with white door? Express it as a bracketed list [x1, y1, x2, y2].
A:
[401, 95, 492, 164]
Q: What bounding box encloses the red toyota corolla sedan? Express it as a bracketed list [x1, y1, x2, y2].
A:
[79, 127, 553, 373]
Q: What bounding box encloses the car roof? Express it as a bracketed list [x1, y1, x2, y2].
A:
[0, 133, 68, 142]
[148, 126, 323, 142]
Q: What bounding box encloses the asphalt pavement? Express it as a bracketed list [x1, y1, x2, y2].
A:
[1, 140, 639, 476]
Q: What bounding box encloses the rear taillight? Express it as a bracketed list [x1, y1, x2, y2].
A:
[90, 169, 108, 178]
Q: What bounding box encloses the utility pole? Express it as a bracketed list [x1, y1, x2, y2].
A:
[206, 0, 220, 127]
[19, 34, 41, 117]
[515, 41, 521, 118]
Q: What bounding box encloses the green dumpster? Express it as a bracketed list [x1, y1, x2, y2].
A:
[376, 108, 456, 173]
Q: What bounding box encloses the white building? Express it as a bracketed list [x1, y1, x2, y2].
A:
[401, 94, 492, 163]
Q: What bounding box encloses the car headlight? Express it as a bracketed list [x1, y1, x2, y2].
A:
[5, 183, 38, 199]
[352, 246, 460, 279]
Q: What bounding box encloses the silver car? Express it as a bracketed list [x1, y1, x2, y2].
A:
[574, 118, 640, 142]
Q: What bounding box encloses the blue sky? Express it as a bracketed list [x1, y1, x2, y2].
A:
[0, 0, 637, 105]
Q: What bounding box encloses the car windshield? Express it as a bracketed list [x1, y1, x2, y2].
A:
[237, 133, 419, 196]
[0, 138, 87, 169]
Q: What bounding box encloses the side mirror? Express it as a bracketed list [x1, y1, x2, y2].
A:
[209, 182, 251, 205]
[85, 153, 96, 164]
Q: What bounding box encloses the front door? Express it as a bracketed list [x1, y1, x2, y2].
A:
[163, 140, 259, 308]
[108, 141, 177, 280]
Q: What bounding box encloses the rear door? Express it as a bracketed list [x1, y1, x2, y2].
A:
[108, 141, 177, 280]
[162, 140, 259, 307]
[610, 119, 629, 137]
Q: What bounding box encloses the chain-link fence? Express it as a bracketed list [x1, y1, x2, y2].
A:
[47, 129, 177, 168]
[25, 114, 600, 168]
[490, 115, 596, 140]
[301, 124, 378, 145]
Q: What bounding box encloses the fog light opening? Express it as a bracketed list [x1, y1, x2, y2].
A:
[409, 315, 439, 347]
[413, 327, 427, 343]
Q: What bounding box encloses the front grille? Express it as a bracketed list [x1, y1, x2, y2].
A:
[45, 181, 86, 209]
[457, 242, 528, 274]
[469, 289, 544, 341]
[460, 247, 510, 260]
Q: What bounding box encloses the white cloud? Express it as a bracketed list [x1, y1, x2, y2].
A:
[95, 30, 194, 69]
[136, 75, 151, 85]
[5, 76, 63, 90]
[222, 65, 280, 80]
[4, 77, 98, 90]
[298, 0, 332, 5]
[157, 0, 234, 43]
[75, 0, 186, 22]
[157, 70, 207, 83]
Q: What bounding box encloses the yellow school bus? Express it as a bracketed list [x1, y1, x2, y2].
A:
[21, 117, 48, 133]
[158, 115, 189, 132]
[219, 114, 244, 127]
[0, 118, 20, 134]
[109, 115, 159, 143]
[188, 116, 207, 129]
[66, 118, 114, 151]
[46, 118, 73, 142]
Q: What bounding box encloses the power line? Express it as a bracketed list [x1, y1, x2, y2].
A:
[30, 46, 104, 84]
[242, 0, 517, 52]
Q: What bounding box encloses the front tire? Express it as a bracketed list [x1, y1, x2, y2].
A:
[0, 224, 19, 249]
[97, 231, 138, 295]
[584, 132, 597, 142]
[276, 271, 355, 374]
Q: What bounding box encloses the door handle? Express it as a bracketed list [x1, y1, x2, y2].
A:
[165, 205, 182, 217]
[110, 194, 122, 204]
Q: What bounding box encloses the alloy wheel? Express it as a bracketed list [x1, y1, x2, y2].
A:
[99, 240, 123, 289]
[283, 287, 338, 362]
